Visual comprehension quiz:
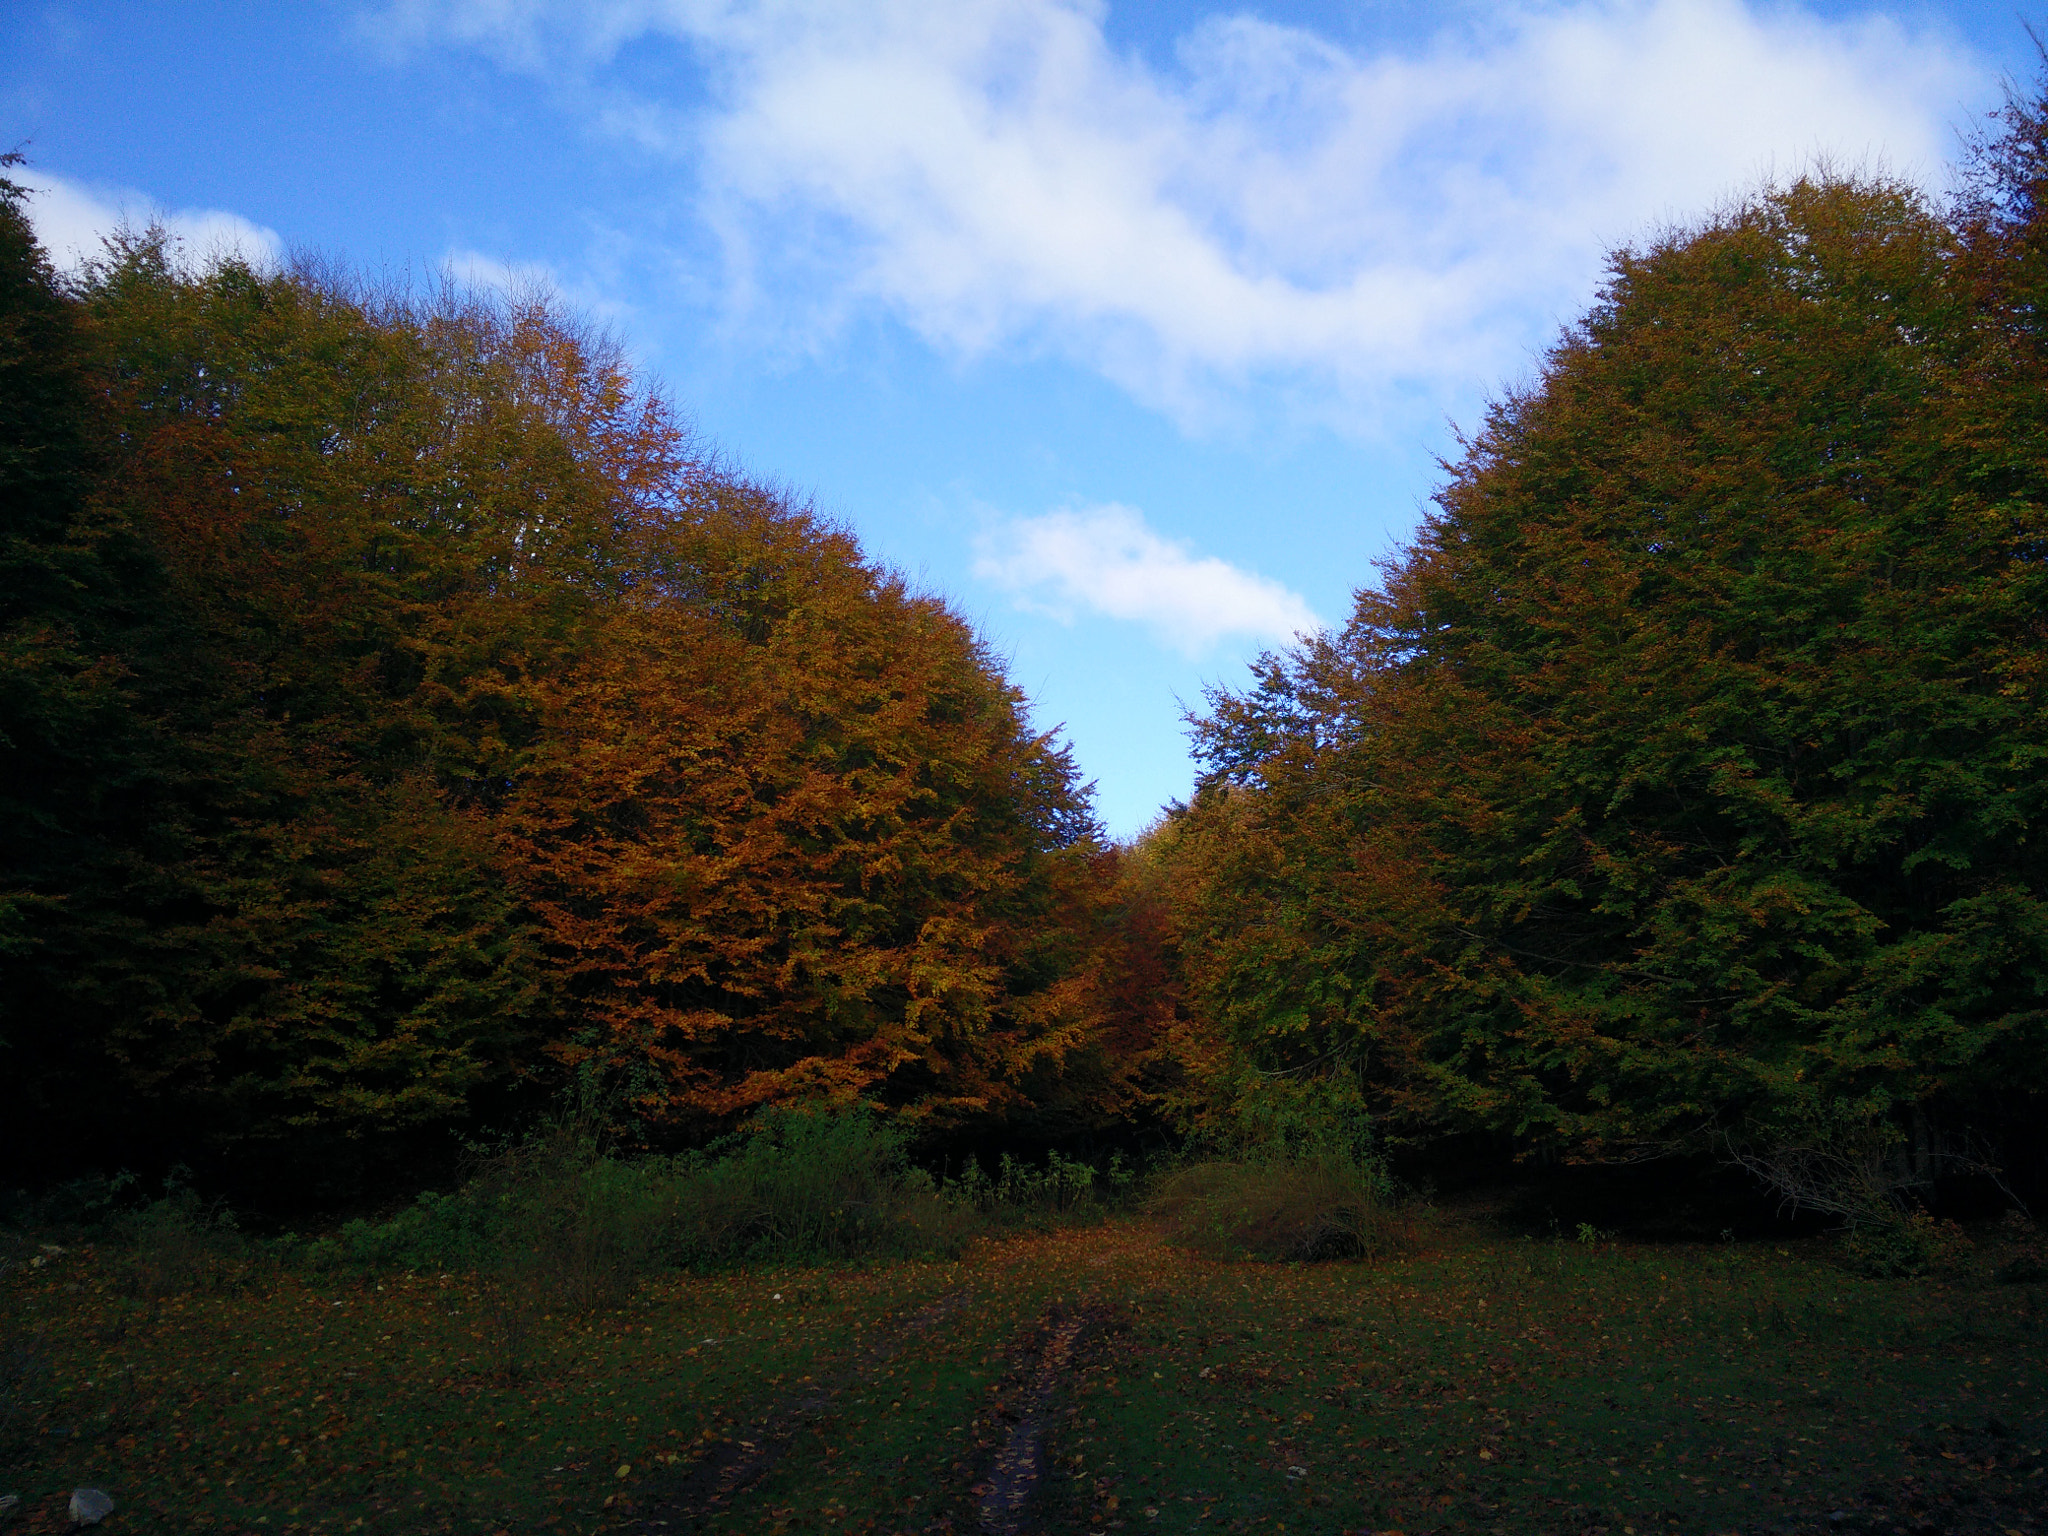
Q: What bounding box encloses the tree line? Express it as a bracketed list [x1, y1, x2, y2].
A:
[0, 160, 1178, 1195]
[1149, 83, 2048, 1213]
[8, 73, 2048, 1218]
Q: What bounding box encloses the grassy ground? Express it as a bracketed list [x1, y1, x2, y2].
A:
[2, 1212, 2044, 1535]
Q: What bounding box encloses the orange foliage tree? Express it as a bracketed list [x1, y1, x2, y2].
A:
[500, 483, 1134, 1136]
[2, 219, 1155, 1180]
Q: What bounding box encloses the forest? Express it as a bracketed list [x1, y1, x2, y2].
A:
[9, 88, 2048, 1229]
[2, 67, 2048, 1536]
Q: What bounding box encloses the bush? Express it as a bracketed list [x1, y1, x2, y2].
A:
[303, 1106, 976, 1299]
[305, 1132, 678, 1307]
[0, 1168, 251, 1299]
[1841, 1208, 1974, 1278]
[1152, 1154, 1407, 1263]
[1993, 1211, 2048, 1284]
[97, 1172, 251, 1297]
[944, 1149, 1106, 1220]
[496, 1137, 676, 1309]
[669, 1107, 971, 1265]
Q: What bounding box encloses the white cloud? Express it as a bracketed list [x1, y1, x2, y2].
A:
[443, 246, 553, 294]
[20, 172, 284, 274]
[440, 244, 643, 334]
[975, 503, 1319, 655]
[376, 0, 1984, 428]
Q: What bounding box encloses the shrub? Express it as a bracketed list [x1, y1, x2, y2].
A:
[104, 1173, 250, 1298]
[497, 1137, 675, 1310]
[303, 1106, 976, 1296]
[946, 1149, 1102, 1220]
[669, 1106, 969, 1265]
[1, 1168, 250, 1298]
[1152, 1154, 1407, 1263]
[305, 1126, 677, 1306]
[1993, 1211, 2048, 1284]
[307, 1189, 510, 1275]
[1841, 1208, 1974, 1278]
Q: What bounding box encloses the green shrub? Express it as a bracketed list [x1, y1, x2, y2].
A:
[1993, 1211, 2048, 1284]
[945, 1149, 1101, 1219]
[1151, 1154, 1407, 1263]
[669, 1106, 968, 1264]
[501, 1139, 675, 1309]
[305, 1127, 677, 1305]
[1841, 1208, 1974, 1278]
[0, 1168, 251, 1299]
[1104, 1150, 1138, 1207]
[306, 1189, 507, 1274]
[302, 1106, 976, 1295]
[104, 1173, 250, 1297]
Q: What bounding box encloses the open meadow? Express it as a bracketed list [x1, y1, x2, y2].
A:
[4, 1210, 2044, 1536]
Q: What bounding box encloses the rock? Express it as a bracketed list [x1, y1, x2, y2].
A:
[67, 1488, 114, 1526]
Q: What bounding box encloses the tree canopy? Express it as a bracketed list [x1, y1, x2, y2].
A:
[13, 77, 2048, 1204]
[0, 183, 1160, 1188]
[1164, 164, 2048, 1167]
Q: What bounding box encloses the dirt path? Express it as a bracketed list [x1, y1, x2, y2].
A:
[623, 1224, 1167, 1534]
[972, 1303, 1093, 1535]
[621, 1287, 974, 1530]
[970, 1225, 1162, 1533]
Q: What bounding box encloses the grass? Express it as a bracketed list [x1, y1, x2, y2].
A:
[2, 1209, 2045, 1533]
[1033, 1228, 2047, 1534]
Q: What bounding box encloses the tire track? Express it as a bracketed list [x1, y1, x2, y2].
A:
[621, 1287, 973, 1530]
[973, 1302, 1116, 1536]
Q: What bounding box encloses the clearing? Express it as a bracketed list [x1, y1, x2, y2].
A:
[3, 1214, 2044, 1534]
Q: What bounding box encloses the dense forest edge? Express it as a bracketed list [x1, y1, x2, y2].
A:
[6, 64, 2048, 1273]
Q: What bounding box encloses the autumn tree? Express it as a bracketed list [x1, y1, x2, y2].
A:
[2, 213, 1147, 1185]
[497, 478, 1138, 1138]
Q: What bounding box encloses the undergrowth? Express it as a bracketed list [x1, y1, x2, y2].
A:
[1151, 1153, 1409, 1262]
[1150, 1074, 1412, 1262]
[295, 1110, 1138, 1298]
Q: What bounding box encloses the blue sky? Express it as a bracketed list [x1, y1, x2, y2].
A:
[7, 1, 2038, 835]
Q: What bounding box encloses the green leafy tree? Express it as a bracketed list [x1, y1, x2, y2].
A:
[4, 243, 598, 1177]
[0, 159, 196, 1170]
[1173, 171, 2048, 1166]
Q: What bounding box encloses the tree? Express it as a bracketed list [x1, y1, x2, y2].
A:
[5, 245, 600, 1177]
[1172, 173, 2048, 1166]
[499, 481, 1128, 1137]
[0, 160, 199, 1172]
[3, 214, 1146, 1183]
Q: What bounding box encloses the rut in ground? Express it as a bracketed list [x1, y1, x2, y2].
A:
[621, 1287, 973, 1530]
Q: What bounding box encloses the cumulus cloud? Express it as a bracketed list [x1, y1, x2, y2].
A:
[975, 503, 1319, 654]
[21, 172, 283, 273]
[372, 0, 1984, 429]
